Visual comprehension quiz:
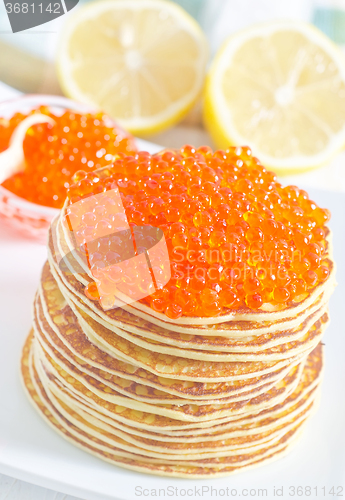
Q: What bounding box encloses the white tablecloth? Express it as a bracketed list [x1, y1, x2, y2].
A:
[0, 474, 82, 500]
[0, 81, 81, 500]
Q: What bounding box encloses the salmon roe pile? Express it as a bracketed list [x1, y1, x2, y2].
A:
[66, 145, 331, 318]
[1, 106, 136, 208]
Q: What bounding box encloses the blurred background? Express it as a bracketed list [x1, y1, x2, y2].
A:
[1, 0, 345, 190]
[0, 0, 345, 94]
[2, 0, 345, 94]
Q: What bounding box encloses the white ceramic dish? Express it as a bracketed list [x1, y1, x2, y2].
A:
[0, 96, 153, 244]
[0, 185, 344, 500]
[0, 95, 93, 242]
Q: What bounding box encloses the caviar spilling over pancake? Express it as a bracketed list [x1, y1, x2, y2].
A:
[1, 107, 136, 208]
[66, 145, 331, 318]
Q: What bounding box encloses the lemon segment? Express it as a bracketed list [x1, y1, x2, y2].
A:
[58, 0, 208, 136]
[204, 21, 345, 174]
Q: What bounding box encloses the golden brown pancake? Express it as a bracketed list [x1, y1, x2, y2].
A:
[35, 295, 296, 406]
[21, 331, 321, 477]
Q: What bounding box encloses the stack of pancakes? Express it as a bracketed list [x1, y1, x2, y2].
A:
[21, 209, 336, 478]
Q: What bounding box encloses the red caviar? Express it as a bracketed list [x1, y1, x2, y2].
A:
[1, 106, 136, 208]
[66, 145, 332, 317]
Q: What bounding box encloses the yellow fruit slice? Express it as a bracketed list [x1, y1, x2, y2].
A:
[204, 21, 345, 174]
[58, 0, 208, 136]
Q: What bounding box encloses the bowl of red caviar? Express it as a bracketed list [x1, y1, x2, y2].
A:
[0, 94, 137, 243]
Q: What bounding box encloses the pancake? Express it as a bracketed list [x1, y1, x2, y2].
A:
[41, 256, 334, 356]
[21, 331, 321, 477]
[22, 254, 328, 474]
[37, 295, 291, 404]
[48, 260, 309, 383]
[38, 262, 304, 398]
[75, 302, 329, 363]
[24, 321, 324, 433]
[33, 335, 305, 423]
[21, 244, 332, 475]
[35, 295, 298, 406]
[32, 327, 322, 426]
[35, 362, 315, 459]
[56, 384, 320, 444]
[56, 373, 321, 440]
[31, 332, 315, 448]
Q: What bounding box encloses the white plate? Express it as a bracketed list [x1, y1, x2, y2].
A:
[0, 176, 344, 500]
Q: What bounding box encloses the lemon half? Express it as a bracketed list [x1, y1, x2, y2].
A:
[58, 0, 208, 136]
[204, 21, 345, 174]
